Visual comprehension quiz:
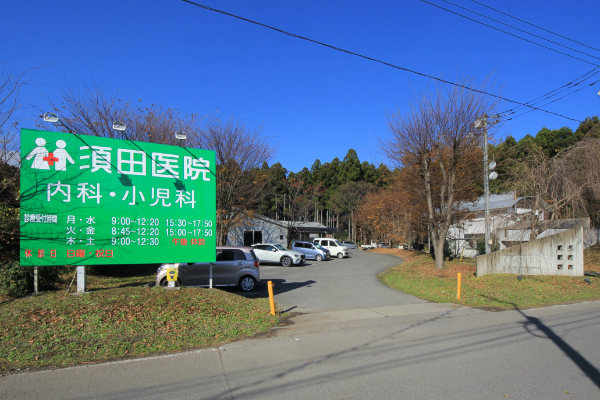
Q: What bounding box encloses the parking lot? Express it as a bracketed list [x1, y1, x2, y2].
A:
[255, 249, 425, 314]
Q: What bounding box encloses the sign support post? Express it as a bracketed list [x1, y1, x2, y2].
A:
[33, 267, 39, 293]
[76, 266, 87, 293]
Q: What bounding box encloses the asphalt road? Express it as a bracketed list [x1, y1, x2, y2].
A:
[259, 248, 424, 313]
[3, 251, 600, 399]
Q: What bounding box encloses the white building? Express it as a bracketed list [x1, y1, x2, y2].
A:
[227, 215, 340, 247]
[447, 192, 545, 257]
[447, 192, 596, 257]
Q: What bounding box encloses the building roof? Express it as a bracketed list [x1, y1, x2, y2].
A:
[507, 218, 590, 231]
[462, 192, 518, 212]
[461, 192, 549, 213]
[254, 215, 341, 233]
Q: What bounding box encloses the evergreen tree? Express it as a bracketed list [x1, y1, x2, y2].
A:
[375, 164, 392, 187]
[575, 116, 600, 139]
[534, 126, 578, 157]
[339, 149, 361, 184]
[360, 161, 378, 183]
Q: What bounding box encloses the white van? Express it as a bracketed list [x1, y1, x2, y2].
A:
[313, 238, 349, 259]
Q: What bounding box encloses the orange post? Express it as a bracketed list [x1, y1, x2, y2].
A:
[268, 281, 276, 316]
[457, 273, 462, 300]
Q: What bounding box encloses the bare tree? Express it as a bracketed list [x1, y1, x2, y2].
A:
[506, 137, 600, 237]
[356, 176, 424, 247]
[201, 114, 276, 245]
[40, 85, 276, 245]
[0, 66, 42, 266]
[40, 83, 204, 147]
[382, 79, 497, 269]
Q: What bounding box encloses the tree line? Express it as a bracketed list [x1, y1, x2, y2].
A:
[254, 149, 392, 243]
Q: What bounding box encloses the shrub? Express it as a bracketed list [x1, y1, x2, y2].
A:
[430, 239, 453, 260]
[0, 262, 67, 298]
[476, 235, 500, 254]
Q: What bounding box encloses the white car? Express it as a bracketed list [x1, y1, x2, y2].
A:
[251, 243, 306, 267]
[313, 238, 349, 259]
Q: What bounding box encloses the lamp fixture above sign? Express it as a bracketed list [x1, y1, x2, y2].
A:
[43, 112, 59, 123]
[112, 121, 127, 131]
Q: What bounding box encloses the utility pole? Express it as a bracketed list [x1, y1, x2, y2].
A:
[482, 115, 491, 255]
[476, 114, 499, 254]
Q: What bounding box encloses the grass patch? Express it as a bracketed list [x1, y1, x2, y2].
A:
[375, 246, 600, 310]
[0, 268, 279, 373]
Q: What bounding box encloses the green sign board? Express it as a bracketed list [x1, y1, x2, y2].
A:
[20, 129, 216, 266]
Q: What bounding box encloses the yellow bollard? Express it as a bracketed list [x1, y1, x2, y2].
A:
[457, 273, 462, 300]
[268, 281, 276, 316]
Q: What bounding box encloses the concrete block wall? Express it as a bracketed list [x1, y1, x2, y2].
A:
[476, 227, 584, 277]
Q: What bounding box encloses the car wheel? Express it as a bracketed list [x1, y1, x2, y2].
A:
[337, 252, 344, 259]
[315, 254, 323, 262]
[239, 275, 257, 292]
[281, 256, 292, 267]
[160, 278, 180, 287]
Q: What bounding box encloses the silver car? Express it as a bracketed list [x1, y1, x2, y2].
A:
[342, 241, 358, 249]
[291, 241, 330, 261]
[155, 246, 260, 291]
[251, 243, 305, 267]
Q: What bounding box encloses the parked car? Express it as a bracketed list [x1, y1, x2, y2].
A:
[342, 240, 358, 249]
[291, 241, 331, 261]
[361, 241, 391, 250]
[313, 238, 349, 259]
[361, 241, 378, 250]
[155, 246, 260, 291]
[251, 243, 305, 266]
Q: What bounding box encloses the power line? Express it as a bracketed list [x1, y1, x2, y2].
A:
[505, 78, 600, 121]
[181, 0, 582, 123]
[468, 0, 600, 53]
[438, 0, 600, 63]
[419, 0, 599, 67]
[498, 67, 600, 116]
[420, 0, 600, 120]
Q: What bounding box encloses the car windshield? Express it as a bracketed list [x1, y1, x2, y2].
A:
[345, 241, 355, 245]
[333, 240, 343, 246]
[313, 243, 324, 250]
[274, 244, 288, 251]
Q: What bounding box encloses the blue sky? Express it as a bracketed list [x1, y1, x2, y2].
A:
[3, 0, 599, 173]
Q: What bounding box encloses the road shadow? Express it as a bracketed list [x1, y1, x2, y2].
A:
[226, 278, 316, 298]
[481, 294, 600, 390]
